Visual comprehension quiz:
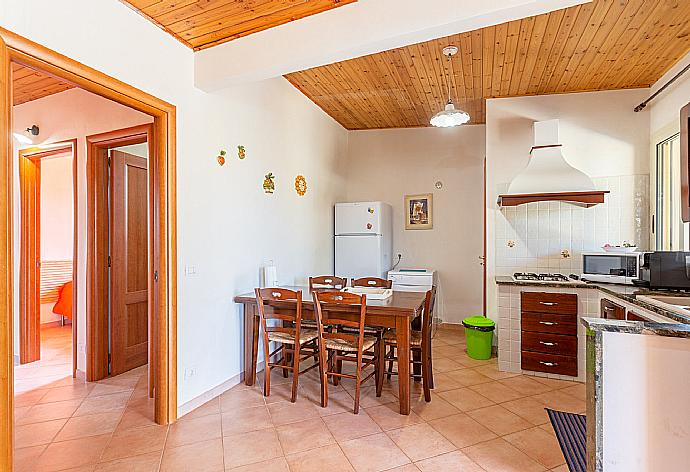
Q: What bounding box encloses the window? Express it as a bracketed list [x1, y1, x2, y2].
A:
[655, 133, 681, 250]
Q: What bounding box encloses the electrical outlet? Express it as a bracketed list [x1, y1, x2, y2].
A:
[185, 265, 197, 276]
[184, 367, 196, 380]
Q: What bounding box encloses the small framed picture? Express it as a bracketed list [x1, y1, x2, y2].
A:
[405, 193, 433, 230]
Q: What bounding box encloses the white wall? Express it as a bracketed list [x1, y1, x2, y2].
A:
[177, 78, 348, 402]
[2, 0, 348, 409]
[649, 50, 690, 136]
[40, 153, 73, 261]
[485, 89, 651, 321]
[12, 88, 153, 366]
[602, 332, 690, 471]
[345, 127, 486, 323]
[39, 152, 73, 324]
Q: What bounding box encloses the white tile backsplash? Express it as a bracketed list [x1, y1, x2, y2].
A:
[495, 174, 650, 276]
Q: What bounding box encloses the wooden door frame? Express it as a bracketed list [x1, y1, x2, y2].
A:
[0, 27, 178, 469]
[18, 141, 77, 372]
[85, 124, 153, 385]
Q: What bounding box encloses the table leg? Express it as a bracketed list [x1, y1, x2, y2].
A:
[244, 303, 259, 386]
[396, 316, 411, 415]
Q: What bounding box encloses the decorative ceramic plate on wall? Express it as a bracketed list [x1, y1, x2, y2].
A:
[295, 175, 307, 196]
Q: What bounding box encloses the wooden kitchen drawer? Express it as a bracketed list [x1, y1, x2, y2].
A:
[521, 312, 578, 335]
[521, 331, 577, 356]
[521, 292, 578, 315]
[601, 298, 625, 320]
[521, 351, 578, 377]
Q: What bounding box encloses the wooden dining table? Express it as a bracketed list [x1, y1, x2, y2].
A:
[233, 286, 426, 415]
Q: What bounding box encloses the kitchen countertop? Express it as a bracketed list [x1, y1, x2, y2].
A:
[580, 317, 690, 338]
[495, 275, 690, 325]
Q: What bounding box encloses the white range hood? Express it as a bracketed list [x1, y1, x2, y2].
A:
[498, 119, 609, 207]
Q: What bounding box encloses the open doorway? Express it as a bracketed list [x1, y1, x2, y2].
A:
[17, 140, 77, 388]
[1, 28, 178, 469]
[11, 73, 159, 463]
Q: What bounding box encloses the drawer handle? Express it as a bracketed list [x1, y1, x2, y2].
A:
[603, 307, 615, 312]
[539, 341, 557, 346]
[539, 361, 558, 366]
[539, 302, 558, 306]
[539, 321, 557, 326]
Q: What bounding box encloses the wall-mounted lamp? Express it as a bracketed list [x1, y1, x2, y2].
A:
[12, 124, 39, 145]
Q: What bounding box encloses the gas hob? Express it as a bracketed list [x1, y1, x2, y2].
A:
[512, 273, 582, 284]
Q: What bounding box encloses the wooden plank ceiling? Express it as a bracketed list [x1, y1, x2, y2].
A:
[121, 0, 357, 51]
[285, 0, 690, 129]
[12, 63, 75, 106]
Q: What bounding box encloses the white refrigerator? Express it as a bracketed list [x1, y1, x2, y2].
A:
[335, 202, 393, 280]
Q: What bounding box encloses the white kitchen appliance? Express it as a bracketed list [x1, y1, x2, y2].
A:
[335, 202, 392, 280]
[387, 269, 436, 292]
[581, 251, 645, 285]
[388, 268, 442, 322]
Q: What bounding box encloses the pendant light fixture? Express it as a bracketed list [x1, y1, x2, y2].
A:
[430, 46, 470, 128]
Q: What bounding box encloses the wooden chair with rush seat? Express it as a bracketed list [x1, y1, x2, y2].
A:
[349, 277, 391, 339]
[378, 287, 437, 402]
[305, 276, 347, 333]
[308, 275, 347, 291]
[312, 290, 382, 414]
[351, 277, 392, 289]
[254, 288, 319, 402]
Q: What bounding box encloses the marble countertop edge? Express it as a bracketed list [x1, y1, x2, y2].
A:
[580, 317, 690, 338]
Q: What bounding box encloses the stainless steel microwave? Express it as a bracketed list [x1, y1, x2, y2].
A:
[581, 252, 645, 285]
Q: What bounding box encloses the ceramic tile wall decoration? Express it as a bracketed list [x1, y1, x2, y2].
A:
[263, 173, 275, 194]
[216, 149, 226, 166]
[237, 145, 246, 160]
[295, 175, 307, 196]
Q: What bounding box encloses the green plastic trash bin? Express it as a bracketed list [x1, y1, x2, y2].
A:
[462, 316, 495, 360]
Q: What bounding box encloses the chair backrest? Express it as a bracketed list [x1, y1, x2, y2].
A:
[421, 286, 437, 343]
[351, 277, 392, 289]
[312, 290, 367, 352]
[309, 275, 347, 291]
[255, 287, 303, 340]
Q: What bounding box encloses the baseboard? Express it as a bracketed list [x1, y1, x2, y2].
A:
[75, 369, 86, 380]
[439, 322, 463, 331]
[176, 360, 266, 419]
[41, 320, 72, 328]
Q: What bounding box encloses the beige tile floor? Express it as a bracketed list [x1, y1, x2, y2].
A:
[13, 325, 584, 471]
